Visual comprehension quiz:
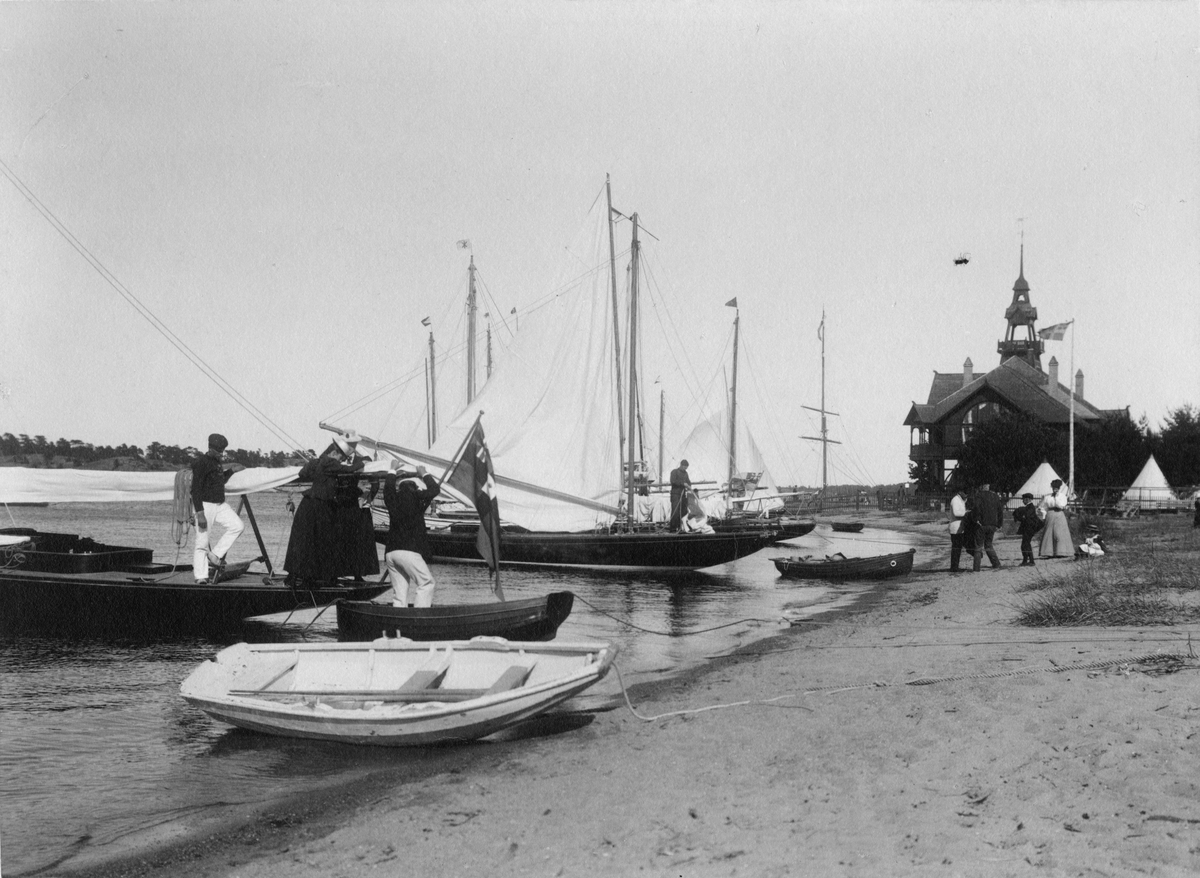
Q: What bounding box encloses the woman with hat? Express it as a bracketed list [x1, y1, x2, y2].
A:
[1076, 523, 1108, 558]
[1038, 478, 1073, 559]
[283, 430, 366, 586]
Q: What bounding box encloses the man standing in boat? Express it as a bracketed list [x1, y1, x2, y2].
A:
[669, 459, 692, 532]
[191, 433, 244, 584]
[382, 460, 441, 607]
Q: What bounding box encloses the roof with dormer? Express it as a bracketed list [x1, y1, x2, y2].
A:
[904, 356, 1107, 428]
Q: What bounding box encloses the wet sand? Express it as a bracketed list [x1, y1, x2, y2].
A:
[60, 514, 1200, 878]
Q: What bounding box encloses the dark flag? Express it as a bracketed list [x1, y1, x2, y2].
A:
[443, 415, 504, 598]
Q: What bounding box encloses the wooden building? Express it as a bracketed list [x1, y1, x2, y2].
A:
[904, 247, 1116, 488]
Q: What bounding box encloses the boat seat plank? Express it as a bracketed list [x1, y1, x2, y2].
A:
[485, 663, 536, 694]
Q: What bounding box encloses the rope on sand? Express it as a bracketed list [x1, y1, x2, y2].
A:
[574, 595, 784, 636]
[613, 652, 1197, 723]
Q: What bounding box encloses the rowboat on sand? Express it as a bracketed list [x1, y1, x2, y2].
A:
[772, 547, 915, 581]
[829, 521, 865, 533]
[180, 637, 617, 746]
[336, 591, 575, 642]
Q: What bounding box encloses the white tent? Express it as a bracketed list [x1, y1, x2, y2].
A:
[1007, 461, 1063, 509]
[1120, 454, 1177, 511]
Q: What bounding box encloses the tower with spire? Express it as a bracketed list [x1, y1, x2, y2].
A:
[997, 238, 1043, 370]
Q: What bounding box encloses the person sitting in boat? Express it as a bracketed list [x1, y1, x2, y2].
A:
[669, 459, 692, 532]
[190, 432, 245, 584]
[382, 460, 441, 607]
[283, 430, 366, 586]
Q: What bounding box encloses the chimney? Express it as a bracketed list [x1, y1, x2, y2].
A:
[963, 358, 973, 388]
[1047, 356, 1059, 393]
[1074, 369, 1084, 401]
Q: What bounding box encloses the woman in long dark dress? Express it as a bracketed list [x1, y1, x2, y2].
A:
[283, 434, 365, 585]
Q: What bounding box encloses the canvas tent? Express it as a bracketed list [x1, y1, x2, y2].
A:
[1006, 461, 1064, 509]
[1119, 454, 1177, 511]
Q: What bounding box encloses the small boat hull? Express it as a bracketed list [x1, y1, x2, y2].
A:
[829, 522, 865, 533]
[0, 529, 390, 634]
[180, 638, 616, 746]
[336, 592, 575, 642]
[772, 548, 915, 581]
[417, 528, 775, 571]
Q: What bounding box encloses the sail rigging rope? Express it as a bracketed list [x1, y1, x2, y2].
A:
[0, 157, 306, 453]
[574, 595, 784, 636]
[611, 651, 1197, 723]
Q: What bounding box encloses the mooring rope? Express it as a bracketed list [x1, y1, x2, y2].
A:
[573, 595, 784, 636]
[612, 651, 1197, 723]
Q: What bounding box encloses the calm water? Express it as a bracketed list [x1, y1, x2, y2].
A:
[0, 499, 935, 875]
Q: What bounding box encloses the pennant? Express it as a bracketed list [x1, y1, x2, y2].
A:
[456, 239, 471, 250]
[726, 297, 738, 308]
[1038, 321, 1072, 341]
[442, 418, 503, 596]
[421, 316, 431, 327]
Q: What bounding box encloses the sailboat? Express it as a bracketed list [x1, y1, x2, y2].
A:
[365, 179, 774, 571]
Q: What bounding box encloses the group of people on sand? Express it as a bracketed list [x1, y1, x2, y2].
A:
[188, 429, 443, 607]
[947, 477, 1104, 572]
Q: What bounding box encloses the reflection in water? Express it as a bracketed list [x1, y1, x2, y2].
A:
[0, 504, 935, 874]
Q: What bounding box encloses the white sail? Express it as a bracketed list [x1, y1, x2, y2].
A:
[412, 196, 625, 532]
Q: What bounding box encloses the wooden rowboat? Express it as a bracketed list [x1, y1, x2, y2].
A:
[772, 547, 915, 581]
[335, 592, 575, 642]
[829, 521, 865, 533]
[180, 637, 616, 746]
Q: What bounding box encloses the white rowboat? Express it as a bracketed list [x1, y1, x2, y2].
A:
[180, 637, 616, 746]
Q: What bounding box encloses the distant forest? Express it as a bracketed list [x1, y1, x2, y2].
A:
[0, 433, 305, 470]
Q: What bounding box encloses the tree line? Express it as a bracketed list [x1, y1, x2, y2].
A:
[910, 404, 1200, 495]
[0, 433, 306, 469]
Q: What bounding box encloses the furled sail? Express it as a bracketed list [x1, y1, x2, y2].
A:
[0, 466, 304, 504]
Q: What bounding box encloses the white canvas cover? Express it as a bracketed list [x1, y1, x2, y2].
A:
[1120, 454, 1177, 510]
[1007, 461, 1063, 509]
[0, 466, 303, 504]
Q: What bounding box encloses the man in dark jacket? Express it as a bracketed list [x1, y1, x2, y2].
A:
[190, 433, 244, 584]
[971, 482, 1006, 571]
[382, 461, 441, 607]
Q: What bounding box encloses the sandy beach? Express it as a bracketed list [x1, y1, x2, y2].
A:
[62, 514, 1200, 878]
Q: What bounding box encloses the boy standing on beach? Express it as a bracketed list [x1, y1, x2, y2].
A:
[1012, 492, 1042, 566]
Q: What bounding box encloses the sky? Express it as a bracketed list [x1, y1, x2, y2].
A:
[1, 1, 1196, 487]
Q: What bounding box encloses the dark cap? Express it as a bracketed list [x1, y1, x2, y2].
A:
[208, 433, 229, 451]
[1022, 492, 1033, 500]
[680, 459, 689, 467]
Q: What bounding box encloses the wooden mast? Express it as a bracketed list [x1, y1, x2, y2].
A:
[606, 175, 626, 481]
[626, 212, 640, 520]
[727, 301, 739, 500]
[801, 311, 840, 502]
[466, 255, 477, 403]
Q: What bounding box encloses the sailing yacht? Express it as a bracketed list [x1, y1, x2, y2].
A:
[370, 180, 774, 570]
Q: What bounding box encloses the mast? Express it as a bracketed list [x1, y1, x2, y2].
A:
[424, 359, 431, 448]
[801, 311, 840, 501]
[466, 255, 477, 403]
[626, 212, 640, 520]
[427, 326, 438, 445]
[658, 386, 664, 488]
[606, 175, 627, 477]
[728, 301, 740, 498]
[485, 313, 493, 379]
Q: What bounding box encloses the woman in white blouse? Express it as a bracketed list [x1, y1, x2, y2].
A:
[1038, 478, 1073, 558]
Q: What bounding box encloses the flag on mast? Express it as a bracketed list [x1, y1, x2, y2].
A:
[441, 415, 504, 598]
[725, 297, 738, 308]
[1038, 321, 1072, 341]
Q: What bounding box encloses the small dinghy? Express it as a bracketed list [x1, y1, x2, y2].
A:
[180, 637, 616, 746]
[829, 521, 865, 533]
[772, 547, 915, 581]
[335, 592, 575, 642]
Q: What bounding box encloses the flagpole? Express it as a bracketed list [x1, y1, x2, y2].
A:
[1068, 319, 1075, 499]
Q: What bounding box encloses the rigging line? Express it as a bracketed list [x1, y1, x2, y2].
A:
[0, 158, 306, 452]
[574, 595, 782, 636]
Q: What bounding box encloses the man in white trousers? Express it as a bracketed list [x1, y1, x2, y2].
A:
[190, 433, 245, 583]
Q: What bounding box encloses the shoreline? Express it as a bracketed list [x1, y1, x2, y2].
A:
[56, 514, 1200, 877]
